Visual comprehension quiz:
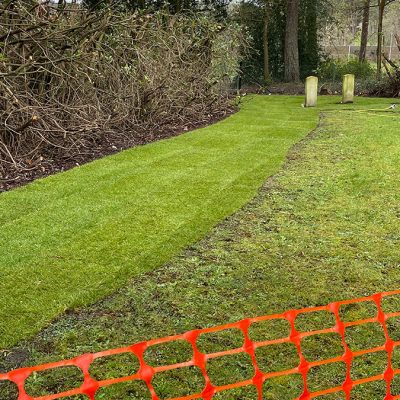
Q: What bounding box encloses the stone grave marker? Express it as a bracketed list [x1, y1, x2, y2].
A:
[305, 76, 318, 107]
[342, 74, 355, 104]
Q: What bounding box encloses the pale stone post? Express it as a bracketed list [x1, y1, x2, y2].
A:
[342, 74, 355, 104]
[305, 76, 318, 107]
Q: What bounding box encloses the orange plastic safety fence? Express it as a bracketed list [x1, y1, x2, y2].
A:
[2, 290, 400, 400]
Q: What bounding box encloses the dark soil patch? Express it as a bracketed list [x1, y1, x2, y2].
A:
[241, 82, 306, 96]
[0, 108, 235, 193]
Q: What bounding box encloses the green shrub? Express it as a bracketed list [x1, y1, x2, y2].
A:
[317, 59, 375, 82]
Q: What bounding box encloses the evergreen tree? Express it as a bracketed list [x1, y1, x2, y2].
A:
[237, 0, 324, 82]
[299, 0, 319, 78]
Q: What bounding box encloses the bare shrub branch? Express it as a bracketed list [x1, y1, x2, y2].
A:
[0, 1, 246, 177]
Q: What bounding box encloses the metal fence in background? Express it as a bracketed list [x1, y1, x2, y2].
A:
[323, 45, 400, 61]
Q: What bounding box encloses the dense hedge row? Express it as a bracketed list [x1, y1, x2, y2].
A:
[0, 1, 245, 175]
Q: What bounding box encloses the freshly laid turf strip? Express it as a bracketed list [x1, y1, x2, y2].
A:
[2, 101, 400, 400]
[0, 96, 320, 348]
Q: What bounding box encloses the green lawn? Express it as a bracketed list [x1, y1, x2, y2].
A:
[1, 96, 400, 400]
[0, 96, 321, 349]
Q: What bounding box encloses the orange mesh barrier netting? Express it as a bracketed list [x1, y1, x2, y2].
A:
[2, 290, 400, 400]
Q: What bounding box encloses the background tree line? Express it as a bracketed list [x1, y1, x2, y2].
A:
[236, 0, 400, 84]
[1, 0, 400, 182]
[45, 0, 400, 84]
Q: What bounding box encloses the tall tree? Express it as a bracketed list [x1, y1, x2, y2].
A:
[284, 0, 300, 82]
[299, 0, 319, 78]
[377, 0, 398, 78]
[359, 0, 370, 62]
[263, 2, 271, 81]
[377, 0, 386, 78]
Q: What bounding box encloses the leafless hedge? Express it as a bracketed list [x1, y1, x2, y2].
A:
[0, 1, 245, 175]
[369, 34, 400, 98]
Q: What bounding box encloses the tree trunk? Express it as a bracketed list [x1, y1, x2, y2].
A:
[263, 7, 270, 82]
[359, 0, 370, 62]
[377, 0, 385, 79]
[284, 0, 300, 82]
[395, 33, 400, 53]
